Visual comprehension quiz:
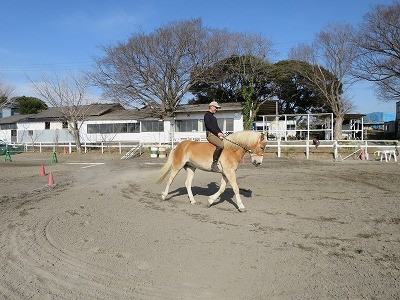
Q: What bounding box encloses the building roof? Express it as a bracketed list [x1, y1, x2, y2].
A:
[0, 114, 34, 124]
[87, 107, 159, 121]
[1, 102, 243, 124]
[364, 112, 396, 124]
[0, 103, 125, 124]
[344, 113, 366, 120]
[18, 103, 124, 122]
[257, 100, 279, 115]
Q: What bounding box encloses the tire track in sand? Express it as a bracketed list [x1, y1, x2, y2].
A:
[0, 206, 207, 299]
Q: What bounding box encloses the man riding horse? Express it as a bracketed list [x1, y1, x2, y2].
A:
[204, 101, 225, 172]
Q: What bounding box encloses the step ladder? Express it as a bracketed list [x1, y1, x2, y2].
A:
[121, 145, 141, 160]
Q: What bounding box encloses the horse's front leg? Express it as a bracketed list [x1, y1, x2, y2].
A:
[184, 166, 196, 204]
[224, 170, 245, 212]
[208, 174, 227, 207]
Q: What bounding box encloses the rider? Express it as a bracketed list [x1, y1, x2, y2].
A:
[204, 101, 225, 172]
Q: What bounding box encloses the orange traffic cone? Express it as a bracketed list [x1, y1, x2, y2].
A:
[41, 165, 46, 176]
[48, 172, 55, 186]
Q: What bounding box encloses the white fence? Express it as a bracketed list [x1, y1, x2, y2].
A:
[266, 139, 398, 160]
[9, 141, 142, 154]
[258, 113, 335, 141]
[6, 139, 399, 161]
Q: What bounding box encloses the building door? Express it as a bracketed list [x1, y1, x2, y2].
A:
[11, 130, 17, 143]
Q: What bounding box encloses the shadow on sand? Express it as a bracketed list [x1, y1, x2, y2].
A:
[166, 183, 253, 211]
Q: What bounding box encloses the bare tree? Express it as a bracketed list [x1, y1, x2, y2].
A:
[0, 75, 14, 107]
[354, 1, 400, 101]
[29, 72, 94, 153]
[93, 19, 243, 117]
[290, 24, 358, 140]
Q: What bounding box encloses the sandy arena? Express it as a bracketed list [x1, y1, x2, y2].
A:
[0, 151, 399, 299]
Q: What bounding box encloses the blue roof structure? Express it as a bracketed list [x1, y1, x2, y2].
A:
[364, 112, 396, 124]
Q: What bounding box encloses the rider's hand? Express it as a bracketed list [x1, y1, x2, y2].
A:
[217, 132, 224, 139]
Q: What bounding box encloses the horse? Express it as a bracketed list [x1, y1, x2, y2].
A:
[155, 130, 267, 212]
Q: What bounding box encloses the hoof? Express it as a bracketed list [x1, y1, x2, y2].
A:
[188, 195, 196, 204]
[161, 193, 167, 201]
[238, 207, 246, 212]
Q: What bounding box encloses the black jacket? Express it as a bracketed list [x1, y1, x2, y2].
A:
[204, 111, 222, 136]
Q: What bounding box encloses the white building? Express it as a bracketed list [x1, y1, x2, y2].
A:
[0, 103, 244, 146]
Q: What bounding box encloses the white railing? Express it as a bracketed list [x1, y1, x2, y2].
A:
[8, 139, 399, 161]
[264, 139, 398, 160]
[10, 141, 142, 154]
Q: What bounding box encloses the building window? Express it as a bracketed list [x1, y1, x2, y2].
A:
[28, 130, 33, 136]
[127, 123, 140, 133]
[45, 122, 50, 129]
[208, 118, 234, 132]
[0, 124, 16, 130]
[87, 123, 141, 134]
[114, 123, 127, 133]
[99, 124, 113, 133]
[217, 119, 224, 131]
[176, 119, 198, 132]
[87, 124, 99, 133]
[62, 121, 68, 129]
[141, 120, 164, 132]
[225, 118, 234, 132]
[199, 119, 204, 131]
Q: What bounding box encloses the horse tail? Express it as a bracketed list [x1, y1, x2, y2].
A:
[155, 149, 174, 184]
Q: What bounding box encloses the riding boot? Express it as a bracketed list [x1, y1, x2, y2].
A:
[211, 146, 223, 172]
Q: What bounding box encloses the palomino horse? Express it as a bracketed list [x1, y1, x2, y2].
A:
[155, 131, 266, 212]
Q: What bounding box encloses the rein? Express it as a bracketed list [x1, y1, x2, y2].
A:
[222, 136, 254, 154]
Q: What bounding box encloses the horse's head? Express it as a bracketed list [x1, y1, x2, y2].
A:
[224, 131, 267, 167]
[249, 133, 267, 167]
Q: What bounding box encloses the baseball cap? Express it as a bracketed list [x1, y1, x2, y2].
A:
[209, 101, 221, 108]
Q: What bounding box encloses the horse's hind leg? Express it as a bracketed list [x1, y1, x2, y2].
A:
[184, 166, 196, 204]
[161, 166, 181, 200]
[208, 174, 228, 207]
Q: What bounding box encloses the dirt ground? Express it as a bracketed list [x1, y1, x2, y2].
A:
[0, 151, 399, 299]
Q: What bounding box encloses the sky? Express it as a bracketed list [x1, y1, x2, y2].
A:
[0, 0, 396, 114]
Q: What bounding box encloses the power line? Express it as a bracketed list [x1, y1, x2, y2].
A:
[0, 61, 93, 72]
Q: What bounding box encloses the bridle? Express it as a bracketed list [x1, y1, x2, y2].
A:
[222, 135, 264, 156]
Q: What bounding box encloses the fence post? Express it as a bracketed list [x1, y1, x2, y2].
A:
[39, 142, 42, 153]
[365, 140, 369, 160]
[101, 142, 104, 154]
[333, 140, 338, 160]
[119, 142, 122, 154]
[277, 139, 281, 158]
[306, 139, 310, 159]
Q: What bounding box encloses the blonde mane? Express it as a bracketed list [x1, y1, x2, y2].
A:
[224, 130, 261, 149]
